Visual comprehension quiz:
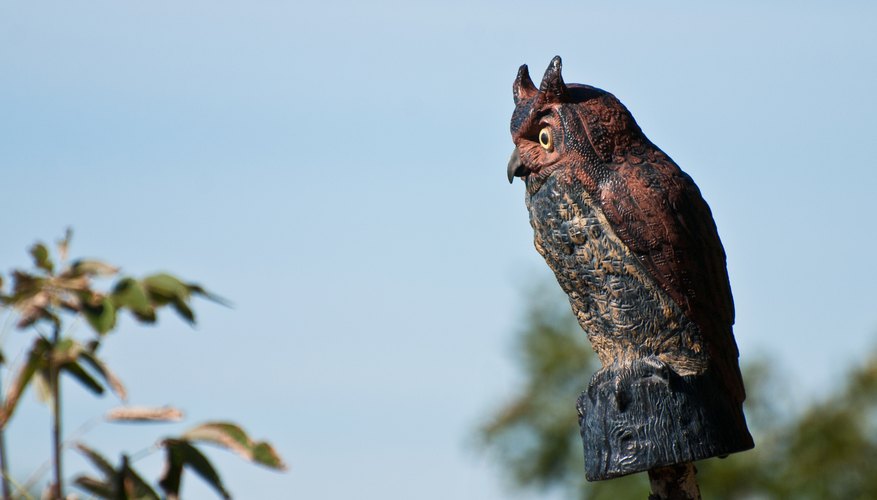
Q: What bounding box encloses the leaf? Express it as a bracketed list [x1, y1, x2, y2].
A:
[6, 271, 56, 330]
[140, 274, 227, 324]
[29, 243, 54, 274]
[76, 443, 116, 478]
[112, 278, 156, 323]
[160, 439, 230, 500]
[142, 273, 190, 305]
[106, 406, 183, 422]
[143, 273, 208, 324]
[189, 284, 233, 308]
[83, 295, 117, 335]
[0, 337, 50, 428]
[171, 298, 195, 325]
[51, 337, 84, 364]
[9, 270, 44, 300]
[74, 476, 115, 499]
[183, 421, 287, 470]
[14, 291, 54, 330]
[63, 361, 105, 395]
[75, 441, 120, 498]
[252, 442, 286, 470]
[70, 259, 119, 277]
[33, 370, 52, 404]
[52, 339, 120, 399]
[80, 350, 127, 401]
[158, 447, 183, 500]
[75, 445, 160, 500]
[119, 455, 161, 500]
[58, 227, 73, 263]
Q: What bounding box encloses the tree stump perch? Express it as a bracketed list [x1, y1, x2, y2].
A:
[576, 358, 752, 481]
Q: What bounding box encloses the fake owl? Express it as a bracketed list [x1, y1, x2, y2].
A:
[508, 57, 753, 480]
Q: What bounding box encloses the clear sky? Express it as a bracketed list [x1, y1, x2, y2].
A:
[2, 1, 876, 498]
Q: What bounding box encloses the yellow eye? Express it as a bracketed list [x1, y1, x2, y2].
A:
[538, 127, 553, 150]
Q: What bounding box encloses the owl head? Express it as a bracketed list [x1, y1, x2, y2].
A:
[507, 56, 651, 191]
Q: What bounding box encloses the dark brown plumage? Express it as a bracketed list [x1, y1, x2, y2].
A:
[508, 56, 752, 479]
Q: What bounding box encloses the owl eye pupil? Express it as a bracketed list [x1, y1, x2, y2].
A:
[538, 127, 553, 150]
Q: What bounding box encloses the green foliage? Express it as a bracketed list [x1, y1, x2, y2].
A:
[479, 281, 877, 499]
[112, 278, 155, 323]
[1, 232, 221, 337]
[183, 422, 287, 470]
[160, 439, 229, 500]
[761, 355, 877, 499]
[75, 444, 160, 500]
[1, 337, 51, 428]
[0, 231, 284, 499]
[153, 422, 287, 500]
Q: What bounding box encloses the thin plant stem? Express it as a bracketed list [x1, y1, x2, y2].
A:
[0, 312, 12, 499]
[52, 374, 62, 499]
[0, 417, 10, 500]
[51, 327, 62, 500]
[0, 369, 11, 499]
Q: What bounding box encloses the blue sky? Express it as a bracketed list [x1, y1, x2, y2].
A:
[2, 1, 876, 498]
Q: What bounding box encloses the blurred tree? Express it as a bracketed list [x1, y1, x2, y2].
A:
[764, 353, 877, 499]
[479, 280, 877, 499]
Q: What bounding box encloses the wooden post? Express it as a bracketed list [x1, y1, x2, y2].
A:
[648, 463, 701, 500]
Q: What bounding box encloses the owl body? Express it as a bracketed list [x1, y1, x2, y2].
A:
[526, 172, 707, 375]
[509, 57, 753, 479]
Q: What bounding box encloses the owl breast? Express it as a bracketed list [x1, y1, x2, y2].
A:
[527, 173, 707, 375]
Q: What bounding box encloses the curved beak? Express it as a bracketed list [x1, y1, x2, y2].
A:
[507, 148, 529, 183]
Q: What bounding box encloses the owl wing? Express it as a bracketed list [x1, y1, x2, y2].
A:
[598, 154, 744, 401]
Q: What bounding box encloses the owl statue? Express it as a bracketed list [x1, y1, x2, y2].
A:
[508, 57, 753, 480]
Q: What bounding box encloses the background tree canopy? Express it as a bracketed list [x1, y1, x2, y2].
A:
[479, 281, 877, 499]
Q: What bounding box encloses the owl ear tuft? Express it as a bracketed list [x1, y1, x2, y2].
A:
[513, 65, 537, 104]
[538, 55, 567, 102]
